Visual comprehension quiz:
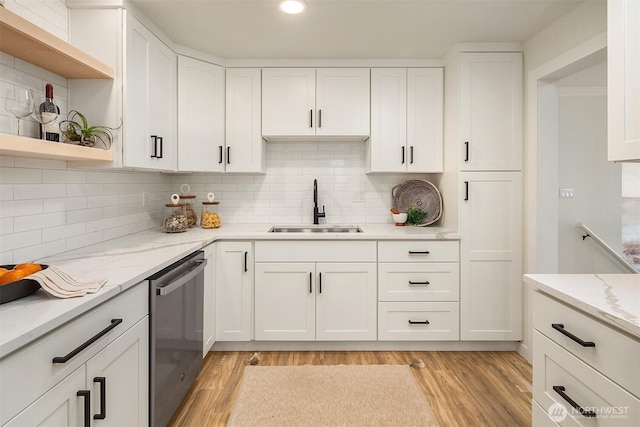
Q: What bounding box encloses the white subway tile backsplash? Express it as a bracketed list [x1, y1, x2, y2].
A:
[0, 199, 43, 218]
[43, 197, 88, 213]
[13, 183, 67, 199]
[14, 239, 65, 263]
[42, 222, 86, 243]
[0, 185, 14, 201]
[42, 169, 86, 184]
[86, 217, 119, 233]
[87, 195, 120, 208]
[0, 218, 14, 235]
[13, 211, 66, 232]
[66, 183, 104, 197]
[14, 157, 67, 170]
[66, 230, 104, 252]
[66, 207, 104, 224]
[0, 167, 42, 183]
[0, 229, 41, 251]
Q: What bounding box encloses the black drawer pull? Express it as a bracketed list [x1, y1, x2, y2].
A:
[408, 251, 430, 255]
[244, 251, 248, 272]
[77, 390, 91, 427]
[408, 281, 430, 286]
[464, 141, 469, 162]
[552, 324, 595, 347]
[319, 272, 322, 294]
[94, 377, 107, 420]
[408, 320, 430, 325]
[309, 272, 312, 294]
[218, 145, 223, 164]
[52, 319, 123, 364]
[552, 386, 596, 417]
[150, 135, 158, 158]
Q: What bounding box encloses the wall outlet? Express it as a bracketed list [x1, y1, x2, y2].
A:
[558, 188, 575, 199]
[352, 191, 365, 202]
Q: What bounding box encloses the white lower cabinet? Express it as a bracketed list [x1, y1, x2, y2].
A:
[378, 302, 459, 341]
[0, 282, 149, 427]
[202, 243, 216, 355]
[215, 241, 253, 341]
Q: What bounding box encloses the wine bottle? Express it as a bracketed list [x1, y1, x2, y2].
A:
[39, 83, 60, 142]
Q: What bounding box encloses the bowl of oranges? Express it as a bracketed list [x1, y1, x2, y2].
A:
[0, 263, 47, 304]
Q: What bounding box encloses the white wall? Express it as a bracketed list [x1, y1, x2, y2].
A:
[557, 92, 623, 273]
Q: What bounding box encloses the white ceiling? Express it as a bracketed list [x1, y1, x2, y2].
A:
[130, 0, 586, 60]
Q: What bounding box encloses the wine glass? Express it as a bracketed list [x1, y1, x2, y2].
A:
[32, 93, 60, 141]
[5, 89, 34, 136]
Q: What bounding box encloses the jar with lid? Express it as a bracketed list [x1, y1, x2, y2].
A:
[179, 184, 198, 227]
[164, 194, 189, 233]
[201, 192, 222, 229]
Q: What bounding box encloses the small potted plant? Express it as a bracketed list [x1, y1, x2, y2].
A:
[60, 110, 121, 149]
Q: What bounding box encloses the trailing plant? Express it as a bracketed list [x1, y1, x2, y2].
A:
[406, 205, 426, 225]
[59, 110, 121, 149]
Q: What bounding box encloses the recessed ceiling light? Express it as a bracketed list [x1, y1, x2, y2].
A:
[279, 0, 306, 15]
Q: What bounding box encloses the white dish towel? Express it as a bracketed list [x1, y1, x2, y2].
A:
[29, 266, 107, 298]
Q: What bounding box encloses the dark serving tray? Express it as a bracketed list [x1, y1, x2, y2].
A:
[0, 265, 48, 305]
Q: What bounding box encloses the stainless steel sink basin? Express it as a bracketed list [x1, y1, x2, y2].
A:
[269, 225, 362, 233]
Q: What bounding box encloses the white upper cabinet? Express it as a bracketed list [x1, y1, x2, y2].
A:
[262, 68, 370, 139]
[459, 53, 522, 171]
[369, 68, 443, 173]
[124, 14, 176, 170]
[608, 0, 640, 162]
[177, 56, 225, 172]
[226, 68, 265, 173]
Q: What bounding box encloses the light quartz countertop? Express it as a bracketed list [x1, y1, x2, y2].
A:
[0, 223, 458, 358]
[524, 274, 640, 339]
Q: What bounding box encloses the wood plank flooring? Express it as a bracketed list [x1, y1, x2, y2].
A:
[168, 351, 532, 427]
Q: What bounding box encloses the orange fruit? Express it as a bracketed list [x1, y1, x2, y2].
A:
[14, 263, 42, 275]
[0, 267, 9, 276]
[0, 269, 30, 285]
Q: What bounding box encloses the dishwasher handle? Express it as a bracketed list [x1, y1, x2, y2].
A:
[156, 259, 207, 296]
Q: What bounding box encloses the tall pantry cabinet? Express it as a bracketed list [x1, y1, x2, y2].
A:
[445, 52, 524, 341]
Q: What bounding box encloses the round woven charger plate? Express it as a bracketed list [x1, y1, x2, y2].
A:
[391, 180, 443, 226]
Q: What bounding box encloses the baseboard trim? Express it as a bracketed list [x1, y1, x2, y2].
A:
[211, 341, 518, 352]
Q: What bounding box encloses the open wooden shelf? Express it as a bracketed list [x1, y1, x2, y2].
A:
[0, 7, 114, 79]
[0, 134, 113, 162]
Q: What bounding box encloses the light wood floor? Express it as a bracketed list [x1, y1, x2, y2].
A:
[169, 351, 532, 427]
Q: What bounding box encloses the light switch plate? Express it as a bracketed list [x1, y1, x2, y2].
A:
[559, 188, 575, 199]
[352, 191, 365, 202]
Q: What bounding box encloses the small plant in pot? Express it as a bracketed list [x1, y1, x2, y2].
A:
[60, 110, 121, 149]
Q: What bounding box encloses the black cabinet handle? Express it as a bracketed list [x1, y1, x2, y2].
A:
[552, 386, 596, 417]
[551, 324, 595, 347]
[77, 390, 91, 427]
[408, 320, 430, 325]
[244, 251, 248, 272]
[408, 281, 430, 286]
[464, 181, 469, 201]
[310, 109, 313, 128]
[318, 109, 322, 128]
[52, 319, 123, 364]
[94, 377, 106, 420]
[150, 135, 158, 158]
[157, 136, 163, 159]
[227, 146, 231, 164]
[319, 272, 322, 294]
[408, 251, 430, 255]
[401, 146, 405, 164]
[464, 141, 469, 162]
[309, 272, 312, 294]
[410, 146, 414, 164]
[219, 146, 223, 164]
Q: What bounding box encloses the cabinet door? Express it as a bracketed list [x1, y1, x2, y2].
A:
[369, 68, 407, 172]
[608, 0, 640, 161]
[203, 244, 216, 355]
[316, 68, 370, 136]
[178, 56, 224, 172]
[459, 172, 523, 340]
[459, 53, 522, 171]
[85, 318, 149, 427]
[255, 263, 316, 341]
[216, 242, 253, 341]
[262, 68, 315, 136]
[407, 68, 443, 172]
[316, 263, 377, 341]
[4, 367, 85, 427]
[226, 68, 265, 173]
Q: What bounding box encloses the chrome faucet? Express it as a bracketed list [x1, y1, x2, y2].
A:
[313, 179, 326, 225]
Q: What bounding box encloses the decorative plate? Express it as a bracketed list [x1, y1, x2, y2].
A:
[0, 265, 47, 305]
[391, 180, 443, 226]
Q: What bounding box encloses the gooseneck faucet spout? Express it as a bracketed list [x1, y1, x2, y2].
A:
[313, 179, 326, 225]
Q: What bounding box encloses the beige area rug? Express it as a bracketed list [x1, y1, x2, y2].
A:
[227, 365, 439, 426]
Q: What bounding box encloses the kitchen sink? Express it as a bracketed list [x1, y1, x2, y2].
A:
[269, 225, 362, 233]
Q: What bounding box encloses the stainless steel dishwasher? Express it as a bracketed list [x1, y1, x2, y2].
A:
[148, 250, 206, 427]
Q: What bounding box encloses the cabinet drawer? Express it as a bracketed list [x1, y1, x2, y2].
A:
[533, 331, 640, 426]
[378, 263, 459, 302]
[378, 302, 459, 341]
[255, 241, 376, 262]
[534, 291, 640, 398]
[378, 241, 459, 262]
[0, 282, 148, 425]
[532, 400, 561, 427]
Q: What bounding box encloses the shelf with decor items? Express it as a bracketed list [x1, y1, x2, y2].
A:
[0, 7, 113, 79]
[0, 134, 113, 162]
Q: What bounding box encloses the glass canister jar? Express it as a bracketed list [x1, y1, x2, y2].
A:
[200, 192, 222, 229]
[164, 194, 188, 233]
[179, 184, 198, 227]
